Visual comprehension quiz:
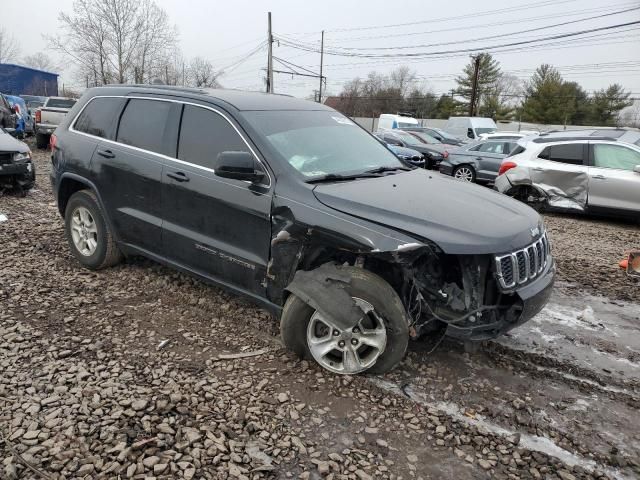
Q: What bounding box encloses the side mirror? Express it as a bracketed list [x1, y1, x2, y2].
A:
[634, 165, 640, 174]
[214, 151, 265, 183]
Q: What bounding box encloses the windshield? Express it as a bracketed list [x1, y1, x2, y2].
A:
[245, 110, 404, 178]
[397, 121, 417, 128]
[392, 130, 424, 147]
[409, 131, 442, 144]
[433, 128, 458, 141]
[47, 98, 77, 108]
[475, 127, 496, 135]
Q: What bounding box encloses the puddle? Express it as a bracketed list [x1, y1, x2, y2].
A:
[370, 378, 630, 480]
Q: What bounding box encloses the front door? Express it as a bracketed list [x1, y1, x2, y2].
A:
[161, 104, 272, 297]
[587, 142, 640, 213]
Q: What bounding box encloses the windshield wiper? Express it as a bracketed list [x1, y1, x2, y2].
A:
[306, 172, 383, 184]
[364, 165, 411, 174]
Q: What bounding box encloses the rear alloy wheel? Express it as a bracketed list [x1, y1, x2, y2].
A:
[281, 266, 409, 375]
[453, 165, 476, 183]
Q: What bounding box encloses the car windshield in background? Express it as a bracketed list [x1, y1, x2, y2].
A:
[397, 121, 416, 128]
[475, 127, 497, 135]
[434, 129, 459, 141]
[393, 130, 424, 146]
[245, 111, 404, 178]
[47, 98, 77, 108]
[410, 131, 442, 144]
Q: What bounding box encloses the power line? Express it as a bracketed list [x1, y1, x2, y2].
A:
[275, 21, 640, 58]
[300, 6, 640, 52]
[285, 0, 579, 34]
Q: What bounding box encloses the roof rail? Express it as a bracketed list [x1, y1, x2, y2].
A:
[532, 136, 616, 143]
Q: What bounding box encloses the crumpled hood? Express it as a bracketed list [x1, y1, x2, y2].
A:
[0, 132, 29, 153]
[313, 169, 541, 255]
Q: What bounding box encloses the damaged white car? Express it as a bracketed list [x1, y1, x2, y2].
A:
[495, 135, 640, 217]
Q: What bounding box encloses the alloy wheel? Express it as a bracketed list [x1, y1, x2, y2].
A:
[454, 167, 474, 182]
[306, 297, 387, 374]
[70, 206, 98, 256]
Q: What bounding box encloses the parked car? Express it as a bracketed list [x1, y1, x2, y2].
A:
[0, 93, 17, 130]
[51, 85, 554, 375]
[478, 132, 537, 141]
[20, 94, 47, 110]
[379, 129, 445, 169]
[35, 96, 77, 149]
[439, 139, 519, 183]
[404, 130, 451, 156]
[378, 113, 419, 130]
[495, 135, 640, 217]
[373, 134, 426, 168]
[0, 127, 35, 191]
[445, 116, 497, 141]
[6, 95, 35, 136]
[402, 126, 465, 146]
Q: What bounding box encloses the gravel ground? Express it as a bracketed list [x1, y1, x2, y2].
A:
[1, 143, 638, 479]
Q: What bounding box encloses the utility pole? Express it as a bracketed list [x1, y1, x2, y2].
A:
[266, 12, 274, 93]
[318, 30, 324, 103]
[469, 55, 481, 116]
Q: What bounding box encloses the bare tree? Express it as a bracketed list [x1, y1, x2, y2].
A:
[22, 52, 61, 72]
[49, 0, 176, 86]
[0, 27, 20, 63]
[188, 57, 221, 88]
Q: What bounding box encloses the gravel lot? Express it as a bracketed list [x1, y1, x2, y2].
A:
[1, 143, 639, 479]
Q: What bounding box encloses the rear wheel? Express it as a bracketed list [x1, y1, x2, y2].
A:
[453, 165, 476, 183]
[281, 266, 409, 374]
[64, 190, 122, 270]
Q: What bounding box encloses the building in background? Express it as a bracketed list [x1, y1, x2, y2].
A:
[0, 64, 59, 96]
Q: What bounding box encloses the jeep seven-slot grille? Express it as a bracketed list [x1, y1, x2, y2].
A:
[495, 232, 550, 289]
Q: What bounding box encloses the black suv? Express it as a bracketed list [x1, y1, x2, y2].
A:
[51, 85, 555, 375]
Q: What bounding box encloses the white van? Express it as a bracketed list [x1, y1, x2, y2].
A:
[445, 117, 497, 141]
[378, 114, 419, 131]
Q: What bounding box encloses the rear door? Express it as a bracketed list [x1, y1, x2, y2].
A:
[92, 97, 180, 254]
[468, 141, 509, 181]
[161, 103, 272, 297]
[587, 142, 640, 212]
[531, 143, 589, 208]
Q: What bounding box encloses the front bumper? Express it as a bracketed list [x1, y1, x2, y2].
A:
[0, 161, 32, 176]
[445, 257, 555, 341]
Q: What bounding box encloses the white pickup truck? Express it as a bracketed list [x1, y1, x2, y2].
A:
[35, 97, 77, 149]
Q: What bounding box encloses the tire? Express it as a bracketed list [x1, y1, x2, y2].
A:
[36, 132, 49, 149]
[453, 165, 476, 183]
[281, 266, 409, 375]
[64, 189, 122, 270]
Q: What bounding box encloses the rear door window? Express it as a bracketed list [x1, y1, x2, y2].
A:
[178, 105, 249, 169]
[116, 99, 174, 156]
[475, 141, 504, 154]
[592, 144, 640, 171]
[538, 143, 585, 165]
[74, 97, 125, 139]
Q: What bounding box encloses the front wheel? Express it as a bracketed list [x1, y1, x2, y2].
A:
[453, 165, 476, 183]
[281, 266, 409, 374]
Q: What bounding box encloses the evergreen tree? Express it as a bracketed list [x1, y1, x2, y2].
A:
[455, 53, 501, 114]
[588, 84, 633, 126]
[521, 64, 570, 124]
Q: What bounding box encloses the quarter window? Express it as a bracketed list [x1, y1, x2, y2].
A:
[178, 105, 249, 169]
[74, 98, 125, 139]
[592, 144, 640, 171]
[538, 143, 584, 165]
[116, 99, 173, 155]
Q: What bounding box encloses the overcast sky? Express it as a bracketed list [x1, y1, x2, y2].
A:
[3, 0, 640, 99]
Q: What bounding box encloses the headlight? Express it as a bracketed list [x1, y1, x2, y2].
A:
[13, 151, 31, 163]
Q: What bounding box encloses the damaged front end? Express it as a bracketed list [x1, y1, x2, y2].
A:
[495, 166, 588, 212]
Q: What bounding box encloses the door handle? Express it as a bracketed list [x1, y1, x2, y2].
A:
[166, 171, 190, 182]
[97, 149, 115, 159]
[591, 174, 606, 180]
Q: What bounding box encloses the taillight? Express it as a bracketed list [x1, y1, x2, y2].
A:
[499, 161, 517, 176]
[49, 133, 57, 150]
[35, 110, 41, 123]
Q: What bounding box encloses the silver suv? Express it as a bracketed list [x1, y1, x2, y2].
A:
[494, 134, 640, 216]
